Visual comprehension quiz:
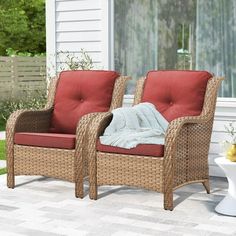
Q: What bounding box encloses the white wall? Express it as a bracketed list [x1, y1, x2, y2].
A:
[47, 0, 111, 75]
[209, 100, 236, 177]
[46, 0, 236, 177]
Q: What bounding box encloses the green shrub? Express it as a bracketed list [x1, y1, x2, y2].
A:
[0, 119, 5, 131]
[0, 91, 47, 124]
[6, 48, 46, 57]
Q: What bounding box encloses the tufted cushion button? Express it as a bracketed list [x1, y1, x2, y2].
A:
[50, 70, 120, 134]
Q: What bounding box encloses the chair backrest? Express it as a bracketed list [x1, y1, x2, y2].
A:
[134, 70, 213, 122]
[49, 70, 124, 134]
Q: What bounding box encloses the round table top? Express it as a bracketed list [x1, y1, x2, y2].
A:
[215, 157, 236, 165]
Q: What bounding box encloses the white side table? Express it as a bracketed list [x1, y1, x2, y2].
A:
[215, 157, 236, 216]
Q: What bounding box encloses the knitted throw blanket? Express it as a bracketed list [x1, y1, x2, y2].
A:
[99, 102, 169, 149]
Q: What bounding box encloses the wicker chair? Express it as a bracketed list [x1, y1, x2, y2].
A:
[6, 70, 129, 198]
[84, 70, 224, 210]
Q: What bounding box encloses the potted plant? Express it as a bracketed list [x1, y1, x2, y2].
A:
[224, 122, 236, 162]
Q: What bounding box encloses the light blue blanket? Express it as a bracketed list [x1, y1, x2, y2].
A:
[100, 103, 169, 149]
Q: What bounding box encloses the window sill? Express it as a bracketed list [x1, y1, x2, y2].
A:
[216, 97, 236, 108]
[123, 95, 236, 116]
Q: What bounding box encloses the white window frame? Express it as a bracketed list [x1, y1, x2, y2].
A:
[46, 0, 56, 80]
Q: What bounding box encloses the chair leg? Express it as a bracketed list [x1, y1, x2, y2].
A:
[7, 171, 15, 189]
[164, 189, 173, 211]
[88, 144, 98, 200]
[89, 183, 98, 200]
[88, 162, 98, 200]
[75, 154, 84, 198]
[75, 181, 83, 198]
[202, 179, 210, 194]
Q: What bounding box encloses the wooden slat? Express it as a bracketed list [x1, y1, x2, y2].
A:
[17, 71, 46, 76]
[0, 56, 46, 100]
[0, 63, 12, 67]
[0, 72, 13, 76]
[16, 63, 45, 67]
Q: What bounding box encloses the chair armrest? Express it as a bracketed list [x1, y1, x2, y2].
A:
[75, 113, 100, 150]
[75, 111, 112, 156]
[74, 112, 112, 187]
[165, 114, 209, 148]
[163, 114, 212, 191]
[6, 108, 53, 135]
[6, 108, 53, 168]
[87, 112, 113, 188]
[88, 112, 113, 139]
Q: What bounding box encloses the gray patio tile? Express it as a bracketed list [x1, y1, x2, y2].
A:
[0, 175, 236, 235]
[0, 204, 19, 211]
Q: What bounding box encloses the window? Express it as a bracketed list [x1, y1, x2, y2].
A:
[114, 0, 236, 97]
[177, 23, 192, 70]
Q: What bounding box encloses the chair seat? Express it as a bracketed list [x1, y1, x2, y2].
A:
[97, 140, 164, 157]
[14, 132, 76, 149]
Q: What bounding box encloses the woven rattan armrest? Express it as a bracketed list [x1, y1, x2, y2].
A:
[75, 112, 112, 152]
[163, 114, 213, 204]
[165, 114, 210, 147]
[74, 112, 112, 198]
[81, 111, 112, 197]
[76, 111, 112, 161]
[6, 108, 53, 135]
[6, 108, 53, 189]
[75, 112, 101, 154]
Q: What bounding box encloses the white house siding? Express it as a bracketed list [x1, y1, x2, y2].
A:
[47, 0, 236, 177]
[47, 0, 110, 73]
[209, 101, 236, 177]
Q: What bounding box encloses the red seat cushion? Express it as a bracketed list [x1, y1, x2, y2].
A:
[97, 140, 164, 157]
[50, 70, 120, 134]
[141, 70, 212, 122]
[14, 132, 76, 149]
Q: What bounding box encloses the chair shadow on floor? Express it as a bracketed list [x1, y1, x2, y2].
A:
[174, 183, 226, 212]
[87, 180, 226, 211]
[15, 176, 50, 188]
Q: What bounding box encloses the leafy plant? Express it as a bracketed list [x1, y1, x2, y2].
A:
[57, 49, 93, 71]
[0, 90, 47, 122]
[0, 0, 45, 56]
[6, 48, 45, 57]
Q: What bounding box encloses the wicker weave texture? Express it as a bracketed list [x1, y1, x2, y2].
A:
[7, 75, 130, 196]
[14, 145, 75, 182]
[87, 76, 224, 210]
[97, 152, 163, 192]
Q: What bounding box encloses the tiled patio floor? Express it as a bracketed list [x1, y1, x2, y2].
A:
[0, 175, 235, 236]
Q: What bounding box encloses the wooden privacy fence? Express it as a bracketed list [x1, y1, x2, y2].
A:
[0, 56, 46, 100]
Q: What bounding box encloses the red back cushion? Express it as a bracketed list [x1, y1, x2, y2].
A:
[141, 70, 212, 122]
[50, 70, 119, 134]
